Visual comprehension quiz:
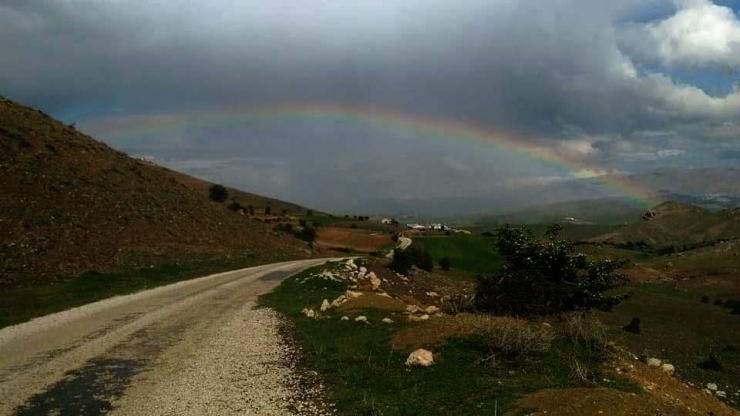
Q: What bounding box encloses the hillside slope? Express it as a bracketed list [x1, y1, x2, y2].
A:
[0, 97, 314, 288]
[591, 201, 740, 249]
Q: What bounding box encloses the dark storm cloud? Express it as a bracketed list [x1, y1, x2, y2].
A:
[2, 0, 739, 214]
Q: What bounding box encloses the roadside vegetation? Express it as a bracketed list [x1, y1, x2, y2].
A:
[260, 262, 637, 415]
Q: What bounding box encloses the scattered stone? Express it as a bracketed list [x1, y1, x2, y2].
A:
[707, 383, 718, 391]
[424, 305, 440, 315]
[320, 299, 331, 312]
[331, 295, 347, 307]
[660, 363, 675, 375]
[355, 316, 368, 323]
[426, 291, 439, 298]
[646, 358, 662, 368]
[359, 266, 367, 274]
[301, 308, 316, 319]
[377, 292, 392, 298]
[345, 290, 363, 299]
[406, 305, 422, 314]
[419, 314, 430, 321]
[716, 391, 727, 398]
[382, 318, 394, 324]
[405, 349, 434, 367]
[340, 316, 349, 321]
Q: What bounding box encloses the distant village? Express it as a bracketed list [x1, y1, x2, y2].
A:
[381, 218, 470, 233]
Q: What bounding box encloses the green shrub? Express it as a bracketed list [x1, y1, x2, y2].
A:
[475, 224, 628, 317]
[227, 199, 243, 211]
[208, 184, 228, 202]
[389, 246, 433, 274]
[439, 257, 451, 271]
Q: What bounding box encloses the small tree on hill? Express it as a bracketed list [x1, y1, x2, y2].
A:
[475, 224, 628, 317]
[265, 206, 272, 215]
[209, 184, 228, 202]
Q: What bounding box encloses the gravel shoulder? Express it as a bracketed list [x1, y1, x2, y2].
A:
[0, 258, 340, 415]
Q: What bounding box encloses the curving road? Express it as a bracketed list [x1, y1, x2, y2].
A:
[0, 258, 339, 415]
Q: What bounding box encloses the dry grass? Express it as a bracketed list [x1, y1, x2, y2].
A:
[475, 317, 555, 365]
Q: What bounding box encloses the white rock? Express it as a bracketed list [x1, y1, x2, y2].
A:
[320, 299, 331, 312]
[425, 305, 440, 315]
[369, 273, 381, 290]
[426, 292, 439, 298]
[406, 305, 422, 314]
[382, 318, 394, 324]
[359, 267, 368, 274]
[355, 315, 368, 323]
[707, 383, 718, 391]
[340, 316, 349, 321]
[302, 309, 316, 318]
[378, 292, 392, 298]
[660, 363, 675, 375]
[331, 295, 347, 307]
[646, 358, 662, 368]
[345, 290, 363, 299]
[716, 391, 727, 398]
[405, 349, 434, 367]
[419, 314, 430, 320]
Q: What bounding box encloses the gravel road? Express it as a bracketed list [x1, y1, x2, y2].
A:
[0, 258, 339, 415]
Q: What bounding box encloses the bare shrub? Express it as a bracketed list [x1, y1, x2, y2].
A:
[475, 317, 554, 365]
[440, 294, 476, 315]
[562, 313, 609, 353]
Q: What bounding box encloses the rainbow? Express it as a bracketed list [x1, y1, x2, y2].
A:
[86, 103, 656, 207]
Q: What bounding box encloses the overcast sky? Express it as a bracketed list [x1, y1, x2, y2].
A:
[2, 0, 740, 214]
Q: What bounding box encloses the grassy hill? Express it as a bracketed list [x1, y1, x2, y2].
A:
[0, 96, 316, 289]
[590, 201, 740, 250]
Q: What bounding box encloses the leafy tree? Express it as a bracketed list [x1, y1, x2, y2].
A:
[227, 199, 243, 211]
[475, 224, 628, 316]
[209, 184, 228, 202]
[306, 209, 314, 216]
[265, 206, 272, 215]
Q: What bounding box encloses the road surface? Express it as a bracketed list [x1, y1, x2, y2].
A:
[0, 258, 339, 415]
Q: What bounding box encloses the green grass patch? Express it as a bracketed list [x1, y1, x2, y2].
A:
[0, 255, 292, 329]
[413, 235, 502, 274]
[260, 265, 639, 414]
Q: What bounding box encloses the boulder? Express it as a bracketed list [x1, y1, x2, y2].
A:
[426, 291, 439, 298]
[301, 308, 316, 319]
[646, 358, 662, 368]
[707, 383, 718, 391]
[660, 363, 675, 375]
[355, 315, 368, 323]
[320, 299, 331, 312]
[340, 316, 350, 321]
[382, 318, 394, 324]
[716, 391, 727, 398]
[405, 349, 434, 367]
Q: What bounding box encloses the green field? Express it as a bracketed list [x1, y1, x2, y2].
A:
[413, 234, 502, 273]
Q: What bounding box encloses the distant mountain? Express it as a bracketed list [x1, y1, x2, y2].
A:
[590, 201, 740, 249]
[472, 197, 647, 226]
[0, 97, 315, 288]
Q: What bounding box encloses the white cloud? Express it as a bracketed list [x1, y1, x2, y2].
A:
[630, 0, 740, 69]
